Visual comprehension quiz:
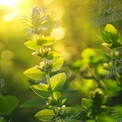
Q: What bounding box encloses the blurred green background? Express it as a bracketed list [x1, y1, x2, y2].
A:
[0, 0, 122, 122]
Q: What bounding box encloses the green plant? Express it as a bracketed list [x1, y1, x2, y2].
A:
[24, 6, 79, 122]
[24, 6, 122, 122]
[80, 24, 122, 122]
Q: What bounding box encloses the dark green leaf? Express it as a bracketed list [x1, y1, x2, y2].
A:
[0, 95, 19, 115]
[110, 42, 122, 49]
[100, 31, 113, 43]
[20, 97, 45, 108]
[82, 98, 93, 109]
[104, 79, 121, 91]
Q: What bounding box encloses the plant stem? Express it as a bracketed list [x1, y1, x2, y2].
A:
[88, 66, 107, 90]
[111, 48, 116, 75]
[46, 73, 54, 99]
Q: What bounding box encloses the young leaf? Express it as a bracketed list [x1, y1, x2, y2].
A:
[105, 24, 118, 35]
[25, 35, 55, 50]
[46, 51, 60, 60]
[104, 24, 118, 42]
[31, 83, 49, 98]
[37, 36, 55, 46]
[24, 67, 45, 80]
[24, 40, 38, 50]
[82, 98, 93, 109]
[51, 58, 64, 72]
[53, 92, 61, 101]
[50, 73, 67, 91]
[35, 109, 55, 121]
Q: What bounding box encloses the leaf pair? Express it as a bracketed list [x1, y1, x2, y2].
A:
[24, 35, 55, 50]
[24, 57, 64, 80]
[31, 73, 66, 98]
[100, 24, 118, 44]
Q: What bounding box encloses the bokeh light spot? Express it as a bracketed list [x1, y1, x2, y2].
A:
[51, 27, 65, 40]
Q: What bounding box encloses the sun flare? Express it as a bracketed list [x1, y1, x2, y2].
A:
[0, 0, 19, 7]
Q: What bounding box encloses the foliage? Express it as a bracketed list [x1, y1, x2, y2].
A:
[24, 6, 80, 122]
[24, 7, 122, 122]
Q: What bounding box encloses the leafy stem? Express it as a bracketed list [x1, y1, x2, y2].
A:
[46, 73, 54, 100]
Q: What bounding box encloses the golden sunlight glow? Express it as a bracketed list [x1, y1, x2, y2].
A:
[0, 0, 19, 7]
[3, 12, 17, 22]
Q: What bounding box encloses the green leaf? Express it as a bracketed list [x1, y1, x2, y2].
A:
[104, 79, 121, 91]
[31, 83, 49, 98]
[82, 98, 93, 109]
[52, 58, 64, 72]
[61, 107, 79, 118]
[53, 92, 61, 101]
[50, 73, 67, 91]
[0, 95, 19, 115]
[105, 24, 117, 35]
[100, 24, 119, 43]
[20, 98, 45, 108]
[110, 42, 122, 49]
[35, 109, 55, 121]
[24, 40, 38, 50]
[24, 67, 45, 80]
[37, 36, 55, 46]
[24, 35, 55, 50]
[100, 31, 113, 43]
[46, 51, 60, 60]
[97, 115, 114, 122]
[114, 106, 122, 119]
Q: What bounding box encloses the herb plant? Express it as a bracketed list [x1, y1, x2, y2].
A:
[24, 6, 79, 122]
[24, 6, 122, 122]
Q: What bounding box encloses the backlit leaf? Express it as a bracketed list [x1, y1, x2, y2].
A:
[35, 109, 55, 121]
[24, 40, 38, 50]
[52, 58, 64, 72]
[50, 73, 66, 91]
[24, 67, 45, 80]
[105, 24, 117, 35]
[46, 51, 60, 60]
[31, 83, 49, 98]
